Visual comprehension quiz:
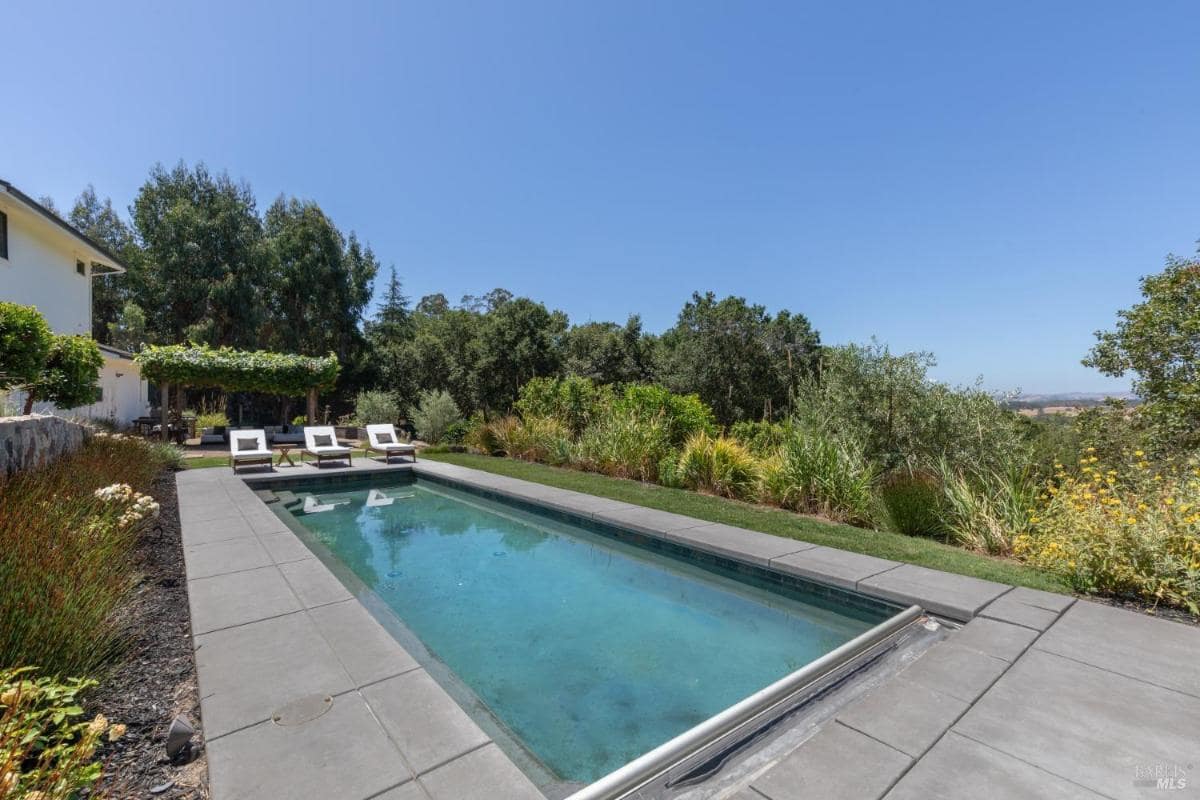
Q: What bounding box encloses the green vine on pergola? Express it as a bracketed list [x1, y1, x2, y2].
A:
[135, 345, 340, 395]
[134, 345, 340, 436]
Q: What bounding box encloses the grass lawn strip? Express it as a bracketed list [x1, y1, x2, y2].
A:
[421, 452, 1067, 593]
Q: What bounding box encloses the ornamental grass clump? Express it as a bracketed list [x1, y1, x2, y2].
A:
[878, 469, 946, 538]
[935, 461, 1037, 556]
[574, 410, 673, 483]
[0, 667, 122, 800]
[759, 423, 879, 526]
[0, 436, 168, 676]
[502, 417, 574, 465]
[1016, 449, 1200, 614]
[675, 432, 760, 500]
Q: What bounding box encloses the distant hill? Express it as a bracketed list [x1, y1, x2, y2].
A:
[1002, 392, 1140, 415]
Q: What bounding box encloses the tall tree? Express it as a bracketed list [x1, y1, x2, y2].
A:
[403, 300, 483, 412]
[473, 297, 568, 411]
[261, 196, 377, 359]
[1085, 253, 1200, 450]
[365, 268, 416, 400]
[563, 315, 656, 385]
[368, 268, 412, 343]
[130, 162, 267, 347]
[68, 186, 139, 342]
[658, 292, 821, 424]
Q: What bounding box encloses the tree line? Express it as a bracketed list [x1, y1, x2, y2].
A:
[56, 161, 822, 425]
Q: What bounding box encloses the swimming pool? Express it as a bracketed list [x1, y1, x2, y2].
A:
[264, 474, 911, 795]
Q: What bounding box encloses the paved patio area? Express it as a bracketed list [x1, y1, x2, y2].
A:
[178, 458, 1200, 800]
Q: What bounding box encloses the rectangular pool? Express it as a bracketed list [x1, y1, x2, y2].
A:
[266, 474, 903, 793]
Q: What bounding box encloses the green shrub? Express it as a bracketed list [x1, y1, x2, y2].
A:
[935, 460, 1037, 555]
[575, 408, 673, 482]
[514, 376, 612, 436]
[0, 667, 120, 798]
[879, 470, 946, 537]
[613, 384, 716, 447]
[442, 419, 470, 444]
[760, 423, 879, 525]
[352, 389, 404, 427]
[794, 342, 1030, 475]
[143, 442, 187, 471]
[729, 420, 789, 456]
[409, 389, 462, 444]
[196, 411, 229, 429]
[291, 414, 308, 426]
[657, 453, 684, 489]
[0, 436, 169, 676]
[0, 302, 53, 391]
[675, 432, 761, 500]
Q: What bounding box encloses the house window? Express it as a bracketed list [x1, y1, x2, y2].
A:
[0, 211, 7, 259]
[76, 259, 86, 275]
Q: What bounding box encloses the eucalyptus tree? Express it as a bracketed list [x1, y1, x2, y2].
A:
[261, 196, 377, 360]
[130, 161, 268, 348]
[68, 186, 139, 343]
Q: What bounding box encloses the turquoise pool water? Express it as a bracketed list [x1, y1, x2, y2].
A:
[277, 478, 890, 785]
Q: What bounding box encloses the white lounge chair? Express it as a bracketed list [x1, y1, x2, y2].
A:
[303, 425, 353, 467]
[229, 429, 273, 472]
[365, 424, 417, 464]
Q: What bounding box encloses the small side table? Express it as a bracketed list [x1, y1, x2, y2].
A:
[274, 445, 297, 467]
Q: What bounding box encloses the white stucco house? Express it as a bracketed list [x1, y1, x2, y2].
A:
[1, 178, 149, 425]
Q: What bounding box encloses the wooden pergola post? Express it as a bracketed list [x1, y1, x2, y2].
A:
[306, 387, 318, 425]
[160, 382, 170, 442]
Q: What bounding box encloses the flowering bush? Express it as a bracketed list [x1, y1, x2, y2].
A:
[93, 483, 161, 529]
[1016, 449, 1200, 613]
[0, 667, 123, 800]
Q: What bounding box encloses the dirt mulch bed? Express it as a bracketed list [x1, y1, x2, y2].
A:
[85, 469, 208, 798]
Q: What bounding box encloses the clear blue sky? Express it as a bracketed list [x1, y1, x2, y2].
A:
[6, 2, 1199, 393]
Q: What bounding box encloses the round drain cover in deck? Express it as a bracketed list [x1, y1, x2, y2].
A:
[271, 694, 333, 726]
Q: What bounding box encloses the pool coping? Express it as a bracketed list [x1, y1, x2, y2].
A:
[177, 459, 1048, 800]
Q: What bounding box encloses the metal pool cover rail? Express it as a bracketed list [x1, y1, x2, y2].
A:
[564, 604, 925, 800]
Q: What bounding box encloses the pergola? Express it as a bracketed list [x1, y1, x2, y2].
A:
[134, 345, 340, 441]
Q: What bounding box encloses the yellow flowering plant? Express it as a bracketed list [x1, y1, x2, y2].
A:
[0, 667, 120, 799]
[1016, 449, 1200, 614]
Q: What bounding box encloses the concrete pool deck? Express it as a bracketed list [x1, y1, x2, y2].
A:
[178, 459, 1200, 800]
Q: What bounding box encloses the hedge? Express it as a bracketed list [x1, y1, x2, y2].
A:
[134, 344, 339, 395]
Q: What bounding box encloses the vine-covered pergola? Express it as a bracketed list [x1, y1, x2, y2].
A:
[134, 345, 340, 440]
